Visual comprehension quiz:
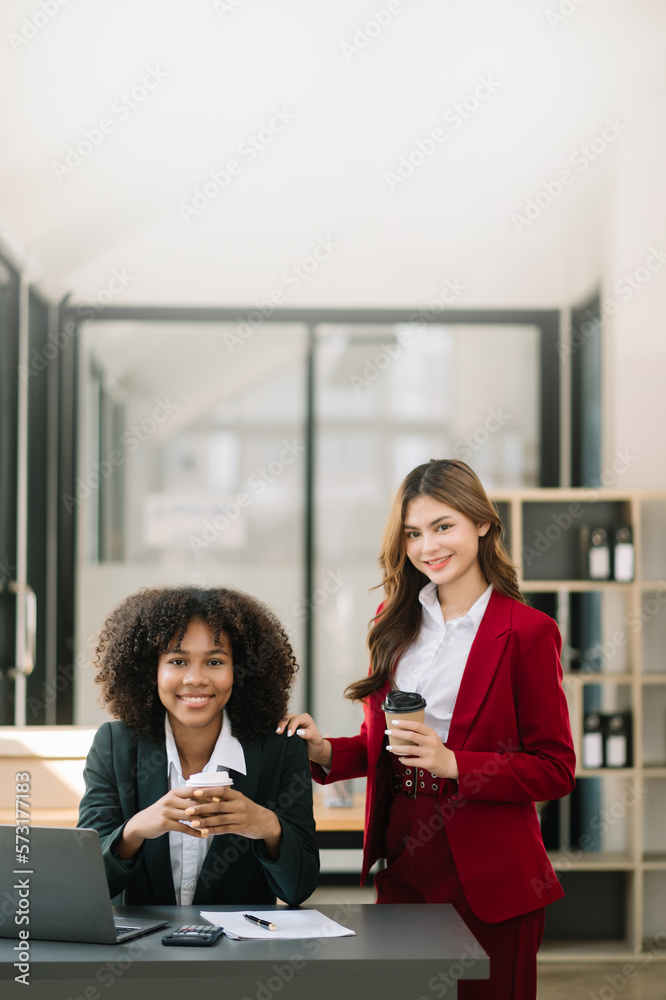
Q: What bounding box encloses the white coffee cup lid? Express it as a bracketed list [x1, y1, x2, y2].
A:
[186, 770, 233, 787]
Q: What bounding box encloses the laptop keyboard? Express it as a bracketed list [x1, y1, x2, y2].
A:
[115, 924, 142, 938]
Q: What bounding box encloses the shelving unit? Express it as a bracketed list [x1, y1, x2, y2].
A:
[489, 489, 666, 962]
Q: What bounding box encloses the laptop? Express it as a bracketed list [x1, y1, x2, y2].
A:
[0, 826, 168, 944]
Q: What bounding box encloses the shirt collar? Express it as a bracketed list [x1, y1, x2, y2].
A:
[164, 710, 247, 778]
[419, 581, 493, 631]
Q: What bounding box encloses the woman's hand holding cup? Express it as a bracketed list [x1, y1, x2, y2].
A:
[118, 786, 209, 858]
[275, 713, 332, 769]
[186, 786, 282, 853]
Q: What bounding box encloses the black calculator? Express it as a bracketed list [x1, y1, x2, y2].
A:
[161, 924, 225, 946]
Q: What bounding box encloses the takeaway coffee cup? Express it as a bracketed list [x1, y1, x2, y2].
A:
[186, 771, 234, 789]
[181, 772, 233, 829]
[382, 691, 427, 747]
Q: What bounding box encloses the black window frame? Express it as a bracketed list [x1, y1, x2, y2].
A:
[71, 305, 560, 714]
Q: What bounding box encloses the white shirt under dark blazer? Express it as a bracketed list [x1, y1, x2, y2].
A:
[165, 711, 246, 904]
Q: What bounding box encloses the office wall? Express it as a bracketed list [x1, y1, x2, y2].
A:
[1, 0, 631, 316]
[6, 0, 658, 492]
[604, 93, 666, 488]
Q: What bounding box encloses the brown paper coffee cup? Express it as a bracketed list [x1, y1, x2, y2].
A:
[382, 691, 427, 747]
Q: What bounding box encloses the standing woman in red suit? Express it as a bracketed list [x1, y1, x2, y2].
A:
[278, 458, 575, 1000]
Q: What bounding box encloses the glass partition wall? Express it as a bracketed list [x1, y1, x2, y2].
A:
[313, 323, 540, 737]
[76, 322, 308, 723]
[75, 319, 548, 736]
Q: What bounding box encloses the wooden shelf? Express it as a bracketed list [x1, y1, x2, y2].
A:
[491, 489, 645, 502]
[563, 673, 634, 684]
[0, 798, 368, 836]
[520, 580, 634, 592]
[642, 854, 666, 870]
[0, 808, 78, 827]
[537, 941, 653, 964]
[547, 851, 635, 871]
[575, 768, 636, 778]
[489, 489, 666, 956]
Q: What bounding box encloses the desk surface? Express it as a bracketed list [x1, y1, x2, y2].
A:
[1, 903, 488, 1000]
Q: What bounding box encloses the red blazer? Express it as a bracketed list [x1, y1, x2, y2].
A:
[312, 590, 576, 923]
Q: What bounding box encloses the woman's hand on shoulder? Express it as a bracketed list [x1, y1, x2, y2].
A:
[275, 713, 332, 769]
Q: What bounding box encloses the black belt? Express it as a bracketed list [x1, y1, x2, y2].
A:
[390, 757, 442, 798]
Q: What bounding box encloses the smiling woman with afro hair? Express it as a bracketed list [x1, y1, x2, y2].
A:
[94, 585, 298, 744]
[77, 585, 318, 909]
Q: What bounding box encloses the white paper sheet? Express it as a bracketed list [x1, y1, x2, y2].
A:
[199, 909, 356, 941]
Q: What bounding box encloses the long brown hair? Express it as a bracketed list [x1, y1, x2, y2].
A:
[345, 459, 524, 702]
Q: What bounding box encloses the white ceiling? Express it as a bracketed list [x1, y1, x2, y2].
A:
[1, 0, 664, 307]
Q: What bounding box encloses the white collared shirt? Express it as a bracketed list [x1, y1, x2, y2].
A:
[393, 583, 493, 743]
[165, 711, 247, 905]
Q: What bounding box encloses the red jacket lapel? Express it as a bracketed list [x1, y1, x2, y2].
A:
[445, 589, 512, 750]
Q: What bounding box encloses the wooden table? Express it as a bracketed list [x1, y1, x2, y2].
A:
[1, 791, 368, 849]
[0, 809, 79, 827]
[312, 791, 365, 849]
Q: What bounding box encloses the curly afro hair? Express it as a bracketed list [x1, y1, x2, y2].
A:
[94, 586, 298, 744]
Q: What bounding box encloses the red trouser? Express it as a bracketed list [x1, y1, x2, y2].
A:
[373, 791, 546, 1000]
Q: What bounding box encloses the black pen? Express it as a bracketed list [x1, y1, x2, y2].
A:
[243, 913, 277, 931]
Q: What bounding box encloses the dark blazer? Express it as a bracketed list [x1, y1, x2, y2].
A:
[78, 720, 319, 907]
[312, 590, 576, 923]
